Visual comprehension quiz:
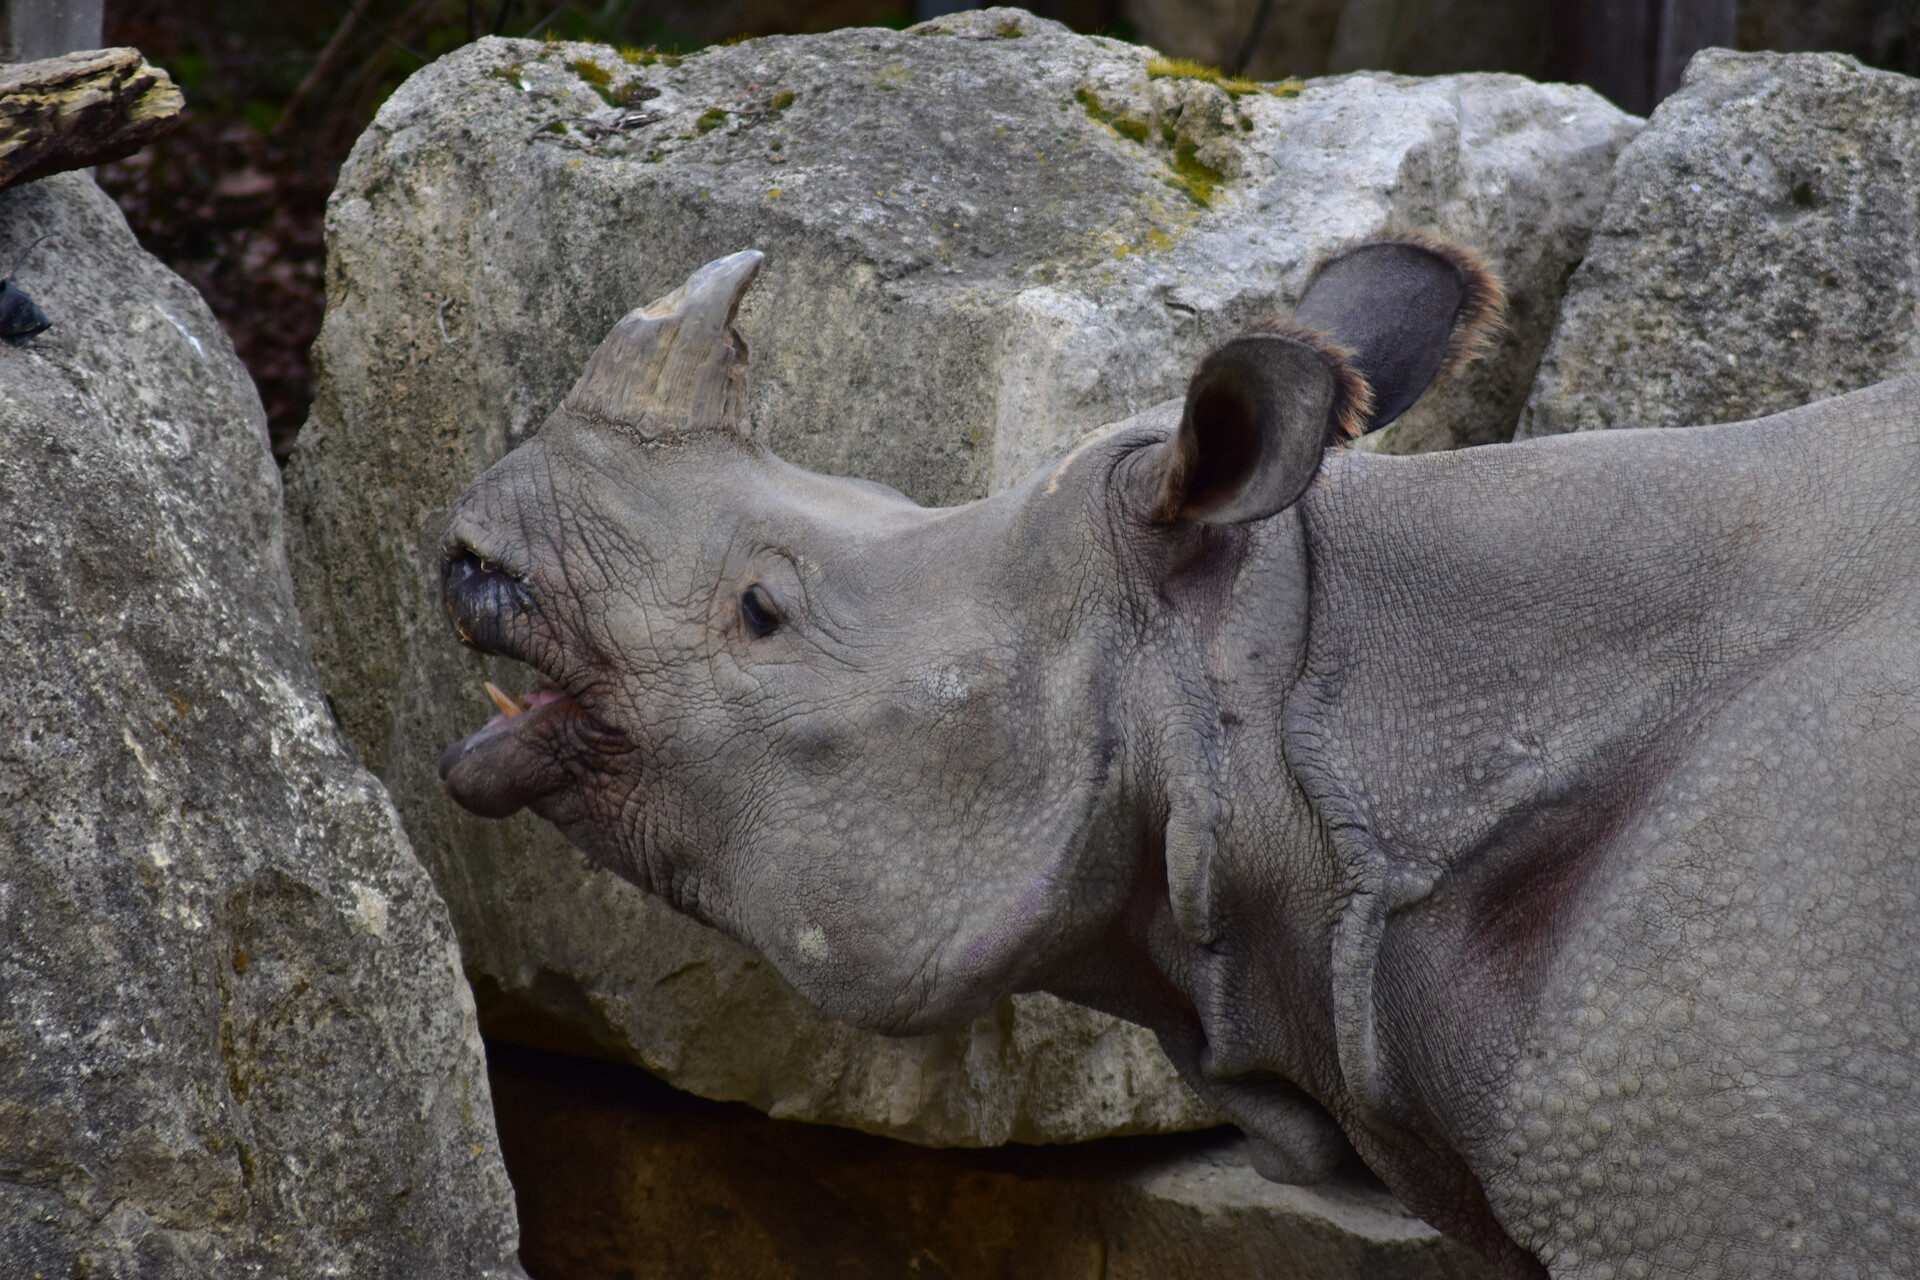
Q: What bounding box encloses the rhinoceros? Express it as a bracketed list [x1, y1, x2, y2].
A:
[436, 239, 1920, 1278]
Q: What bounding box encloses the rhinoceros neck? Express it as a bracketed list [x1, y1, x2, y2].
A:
[1278, 375, 1920, 1229]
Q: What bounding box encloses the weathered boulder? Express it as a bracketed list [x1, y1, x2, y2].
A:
[1519, 50, 1920, 438]
[0, 173, 520, 1276]
[490, 1042, 1501, 1279]
[284, 7, 1637, 1145]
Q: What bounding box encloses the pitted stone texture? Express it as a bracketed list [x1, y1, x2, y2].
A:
[0, 174, 520, 1277]
[283, 9, 1634, 1145]
[1518, 49, 1920, 439]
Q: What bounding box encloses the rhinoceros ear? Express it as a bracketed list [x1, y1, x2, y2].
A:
[1292, 233, 1505, 432]
[1146, 323, 1373, 524]
[1143, 234, 1503, 525]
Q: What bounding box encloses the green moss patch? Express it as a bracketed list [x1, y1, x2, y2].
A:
[620, 46, 683, 68]
[1075, 87, 1149, 144]
[567, 57, 662, 109]
[695, 107, 727, 134]
[570, 58, 611, 89]
[569, 58, 622, 107]
[1167, 141, 1222, 206]
[1147, 57, 1303, 100]
[1078, 85, 1223, 207]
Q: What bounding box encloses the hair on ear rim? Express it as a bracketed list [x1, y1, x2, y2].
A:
[1406, 232, 1507, 375]
[1299, 231, 1509, 379]
[1239, 318, 1377, 442]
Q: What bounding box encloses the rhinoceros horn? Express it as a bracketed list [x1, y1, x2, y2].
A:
[559, 249, 765, 440]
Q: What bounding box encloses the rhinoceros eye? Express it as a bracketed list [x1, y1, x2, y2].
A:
[740, 584, 780, 638]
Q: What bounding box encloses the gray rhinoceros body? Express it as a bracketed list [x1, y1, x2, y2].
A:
[437, 244, 1920, 1278]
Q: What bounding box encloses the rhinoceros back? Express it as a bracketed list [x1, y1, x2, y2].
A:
[1481, 377, 1920, 1277]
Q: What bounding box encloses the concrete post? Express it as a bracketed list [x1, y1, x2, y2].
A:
[1, 0, 105, 63]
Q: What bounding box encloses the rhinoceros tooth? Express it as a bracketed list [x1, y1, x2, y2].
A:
[484, 680, 528, 719]
[560, 249, 765, 441]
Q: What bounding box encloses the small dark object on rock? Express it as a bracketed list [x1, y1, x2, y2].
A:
[528, 108, 666, 147]
[0, 235, 54, 346]
[598, 108, 666, 137]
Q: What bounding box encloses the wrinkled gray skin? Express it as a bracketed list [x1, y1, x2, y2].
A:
[438, 242, 1920, 1279]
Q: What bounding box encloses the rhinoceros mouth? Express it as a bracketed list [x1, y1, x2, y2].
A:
[438, 686, 595, 817]
[438, 546, 624, 817]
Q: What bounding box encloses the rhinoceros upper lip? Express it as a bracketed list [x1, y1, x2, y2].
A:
[439, 545, 618, 817]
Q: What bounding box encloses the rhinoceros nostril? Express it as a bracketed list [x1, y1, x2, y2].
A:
[443, 547, 532, 655]
[447, 542, 523, 580]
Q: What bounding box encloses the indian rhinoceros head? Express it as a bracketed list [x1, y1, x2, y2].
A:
[438, 238, 1500, 1036]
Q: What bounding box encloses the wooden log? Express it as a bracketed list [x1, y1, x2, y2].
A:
[0, 46, 183, 193]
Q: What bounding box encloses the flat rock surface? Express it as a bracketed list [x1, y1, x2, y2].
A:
[0, 173, 520, 1277]
[1519, 49, 1920, 437]
[284, 8, 1637, 1145]
[1102, 1143, 1500, 1279]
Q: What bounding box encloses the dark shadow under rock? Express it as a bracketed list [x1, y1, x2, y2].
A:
[487, 1042, 1500, 1280]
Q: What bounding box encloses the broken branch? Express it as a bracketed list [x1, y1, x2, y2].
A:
[0, 47, 185, 193]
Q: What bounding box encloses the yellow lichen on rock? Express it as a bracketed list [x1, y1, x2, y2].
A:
[0, 47, 185, 191]
[1147, 56, 1303, 100]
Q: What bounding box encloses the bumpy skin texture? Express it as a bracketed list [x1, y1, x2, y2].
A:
[1290, 379, 1920, 1275]
[440, 244, 1920, 1277]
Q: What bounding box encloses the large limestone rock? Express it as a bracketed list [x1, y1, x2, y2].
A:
[0, 173, 520, 1276]
[490, 1042, 1501, 1279]
[284, 7, 1637, 1145]
[1519, 50, 1920, 438]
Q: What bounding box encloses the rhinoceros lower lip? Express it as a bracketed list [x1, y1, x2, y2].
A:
[439, 687, 590, 819]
